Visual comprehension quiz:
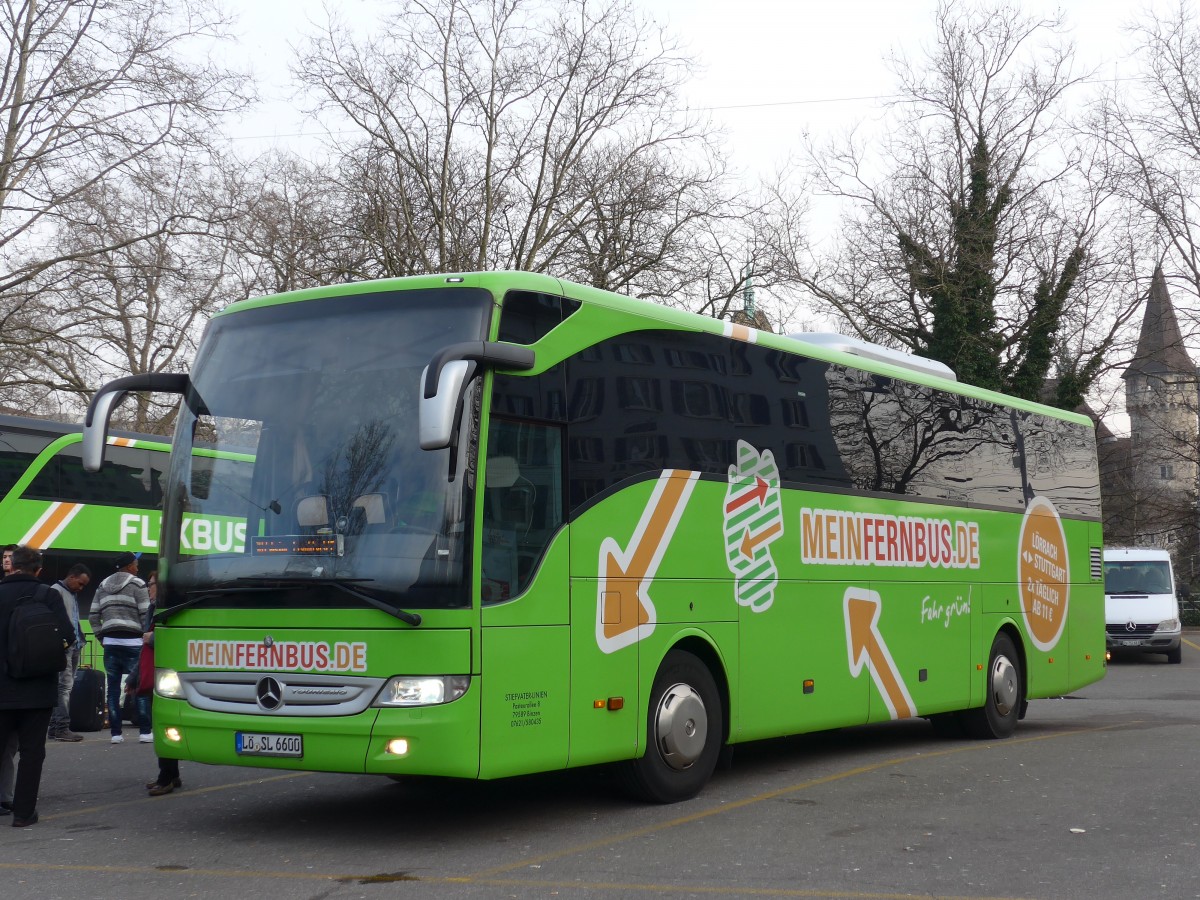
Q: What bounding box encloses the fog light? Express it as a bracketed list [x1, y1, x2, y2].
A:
[386, 738, 410, 756]
[164, 727, 182, 743]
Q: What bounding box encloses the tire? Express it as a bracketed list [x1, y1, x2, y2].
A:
[620, 650, 723, 804]
[961, 632, 1022, 740]
[1166, 646, 1182, 664]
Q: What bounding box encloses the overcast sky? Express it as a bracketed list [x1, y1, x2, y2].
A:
[228, 0, 1144, 178]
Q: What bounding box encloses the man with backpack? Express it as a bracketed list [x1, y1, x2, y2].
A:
[89, 552, 150, 744]
[0, 545, 72, 827]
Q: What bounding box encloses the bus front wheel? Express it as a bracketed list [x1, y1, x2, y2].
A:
[620, 650, 722, 804]
[962, 632, 1022, 740]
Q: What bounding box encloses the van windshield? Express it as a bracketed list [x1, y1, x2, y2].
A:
[1103, 560, 1173, 595]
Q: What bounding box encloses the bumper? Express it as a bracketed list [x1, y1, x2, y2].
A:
[1105, 633, 1181, 653]
[152, 692, 482, 777]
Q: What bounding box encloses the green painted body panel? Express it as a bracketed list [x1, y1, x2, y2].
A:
[478, 626, 570, 777]
[563, 473, 1103, 749]
[158, 693, 484, 778]
[153, 623, 479, 776]
[567, 580, 638, 766]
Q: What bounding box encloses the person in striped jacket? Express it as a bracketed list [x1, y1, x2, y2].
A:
[88, 553, 150, 744]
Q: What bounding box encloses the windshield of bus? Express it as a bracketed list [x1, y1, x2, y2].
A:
[1104, 560, 1174, 596]
[161, 287, 491, 614]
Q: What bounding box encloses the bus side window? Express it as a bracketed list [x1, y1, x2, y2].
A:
[481, 418, 563, 603]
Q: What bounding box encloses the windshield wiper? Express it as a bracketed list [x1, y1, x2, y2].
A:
[156, 585, 292, 623]
[234, 576, 422, 626]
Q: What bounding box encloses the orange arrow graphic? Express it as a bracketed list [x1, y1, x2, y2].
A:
[725, 475, 769, 514]
[739, 521, 783, 559]
[844, 588, 916, 720]
[597, 470, 698, 653]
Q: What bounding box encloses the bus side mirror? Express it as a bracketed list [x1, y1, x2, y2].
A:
[83, 373, 190, 472]
[419, 360, 474, 450]
[418, 341, 536, 451]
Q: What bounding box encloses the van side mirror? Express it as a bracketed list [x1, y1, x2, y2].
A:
[83, 373, 189, 472]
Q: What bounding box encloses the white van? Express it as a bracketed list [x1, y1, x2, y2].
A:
[1102, 547, 1182, 664]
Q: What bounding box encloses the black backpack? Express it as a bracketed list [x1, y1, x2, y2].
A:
[6, 585, 67, 679]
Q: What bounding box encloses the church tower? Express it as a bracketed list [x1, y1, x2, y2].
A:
[1121, 265, 1199, 548]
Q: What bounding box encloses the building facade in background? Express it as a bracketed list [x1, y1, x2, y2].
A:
[1103, 266, 1200, 586]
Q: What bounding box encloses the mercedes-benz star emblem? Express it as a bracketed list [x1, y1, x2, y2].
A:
[256, 676, 284, 711]
[1125, 621, 1137, 632]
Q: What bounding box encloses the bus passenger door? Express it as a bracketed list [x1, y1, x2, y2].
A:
[477, 421, 571, 779]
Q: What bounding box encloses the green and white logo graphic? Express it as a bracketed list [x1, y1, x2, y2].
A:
[723, 440, 784, 612]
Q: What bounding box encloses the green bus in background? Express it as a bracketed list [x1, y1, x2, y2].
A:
[0, 415, 253, 666]
[83, 272, 1106, 803]
[0, 416, 173, 667]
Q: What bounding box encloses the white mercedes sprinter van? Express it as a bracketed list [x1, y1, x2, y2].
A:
[1103, 547, 1182, 664]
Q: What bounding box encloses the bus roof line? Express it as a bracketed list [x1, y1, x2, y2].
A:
[216, 273, 1095, 429]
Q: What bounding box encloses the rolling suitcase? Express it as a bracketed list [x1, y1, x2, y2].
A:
[70, 666, 107, 732]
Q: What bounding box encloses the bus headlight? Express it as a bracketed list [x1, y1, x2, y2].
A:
[373, 675, 470, 707]
[155, 669, 184, 699]
[1158, 618, 1181, 632]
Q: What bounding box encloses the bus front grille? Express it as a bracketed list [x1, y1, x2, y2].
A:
[177, 671, 387, 716]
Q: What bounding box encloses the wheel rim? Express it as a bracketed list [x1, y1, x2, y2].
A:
[990, 654, 1018, 717]
[652, 681, 708, 771]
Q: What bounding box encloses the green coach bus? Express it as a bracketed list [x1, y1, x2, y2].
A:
[83, 272, 1106, 802]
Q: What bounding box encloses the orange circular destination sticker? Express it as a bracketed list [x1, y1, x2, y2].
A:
[1018, 496, 1070, 651]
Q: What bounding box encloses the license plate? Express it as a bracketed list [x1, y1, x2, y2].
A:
[1118, 639, 1143, 647]
[235, 732, 303, 757]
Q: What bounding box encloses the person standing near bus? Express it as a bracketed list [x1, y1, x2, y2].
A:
[0, 545, 73, 826]
[89, 552, 150, 744]
[47, 564, 92, 742]
[0, 544, 23, 815]
[141, 572, 181, 795]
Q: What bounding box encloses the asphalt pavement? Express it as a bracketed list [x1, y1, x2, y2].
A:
[2, 633, 1198, 900]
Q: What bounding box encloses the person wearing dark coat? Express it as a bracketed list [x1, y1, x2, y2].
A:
[0, 545, 72, 827]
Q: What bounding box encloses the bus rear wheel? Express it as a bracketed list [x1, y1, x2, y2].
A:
[620, 650, 722, 804]
[962, 632, 1022, 740]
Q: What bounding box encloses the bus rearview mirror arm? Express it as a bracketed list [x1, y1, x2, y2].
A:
[83, 372, 190, 472]
[419, 342, 535, 451]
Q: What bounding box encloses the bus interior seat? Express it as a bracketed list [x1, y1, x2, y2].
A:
[353, 492, 388, 527]
[296, 494, 330, 529]
[486, 456, 520, 489]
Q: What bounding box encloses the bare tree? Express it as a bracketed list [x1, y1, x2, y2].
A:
[15, 151, 237, 432]
[0, 0, 251, 414]
[1096, 2, 1200, 310]
[777, 1, 1133, 407]
[294, 0, 769, 305]
[219, 152, 369, 299]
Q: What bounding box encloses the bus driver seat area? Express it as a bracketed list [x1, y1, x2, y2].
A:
[296, 494, 330, 531]
[352, 492, 389, 530]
